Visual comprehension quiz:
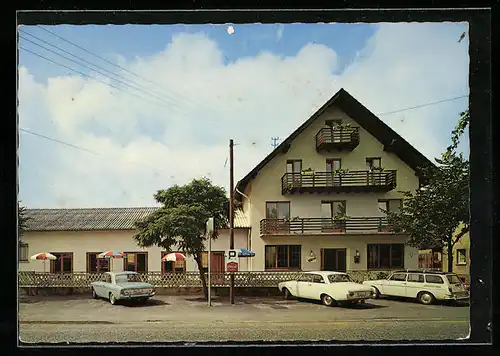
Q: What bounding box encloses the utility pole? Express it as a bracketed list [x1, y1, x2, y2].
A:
[229, 139, 235, 304]
[271, 137, 280, 148]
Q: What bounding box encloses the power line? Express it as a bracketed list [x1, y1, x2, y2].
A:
[19, 46, 183, 111]
[19, 38, 191, 115]
[19, 128, 173, 178]
[376, 95, 468, 116]
[19, 30, 191, 115]
[36, 25, 218, 117]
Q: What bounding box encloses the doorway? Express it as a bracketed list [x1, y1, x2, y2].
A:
[321, 248, 347, 272]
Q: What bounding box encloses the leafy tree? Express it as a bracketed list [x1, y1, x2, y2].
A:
[133, 178, 230, 299]
[18, 202, 31, 242]
[385, 111, 469, 273]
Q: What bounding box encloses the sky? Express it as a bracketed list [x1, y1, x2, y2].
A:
[17, 22, 470, 209]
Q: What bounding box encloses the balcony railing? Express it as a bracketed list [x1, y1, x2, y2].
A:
[281, 170, 397, 194]
[316, 127, 360, 151]
[260, 217, 394, 236]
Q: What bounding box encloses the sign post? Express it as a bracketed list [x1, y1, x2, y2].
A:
[226, 249, 239, 273]
[206, 218, 214, 307]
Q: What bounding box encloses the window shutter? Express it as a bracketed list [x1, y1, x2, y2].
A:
[320, 248, 324, 270]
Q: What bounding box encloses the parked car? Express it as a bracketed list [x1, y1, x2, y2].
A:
[91, 271, 156, 305]
[278, 271, 375, 307]
[362, 269, 469, 305]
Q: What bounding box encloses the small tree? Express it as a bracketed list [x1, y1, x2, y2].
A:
[133, 178, 230, 300]
[385, 111, 470, 273]
[18, 202, 31, 242]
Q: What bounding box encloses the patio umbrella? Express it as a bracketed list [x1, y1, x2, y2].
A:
[162, 252, 186, 262]
[98, 251, 126, 272]
[30, 252, 56, 273]
[237, 249, 255, 257]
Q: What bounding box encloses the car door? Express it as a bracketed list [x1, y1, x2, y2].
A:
[307, 274, 326, 300]
[296, 274, 313, 298]
[405, 273, 425, 298]
[93, 274, 106, 297]
[381, 272, 407, 296]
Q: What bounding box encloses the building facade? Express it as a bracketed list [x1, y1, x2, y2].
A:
[236, 88, 434, 273]
[19, 207, 250, 273]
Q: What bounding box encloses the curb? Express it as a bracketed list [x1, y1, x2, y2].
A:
[20, 320, 115, 325]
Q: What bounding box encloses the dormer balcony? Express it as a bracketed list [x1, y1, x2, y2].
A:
[281, 170, 397, 194]
[316, 127, 360, 152]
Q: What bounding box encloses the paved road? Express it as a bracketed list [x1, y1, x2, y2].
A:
[19, 319, 469, 343]
[19, 295, 470, 343]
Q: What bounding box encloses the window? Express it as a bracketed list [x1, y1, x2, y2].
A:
[115, 273, 143, 283]
[425, 275, 444, 284]
[456, 249, 467, 265]
[265, 245, 301, 270]
[266, 202, 290, 219]
[123, 252, 148, 273]
[389, 273, 407, 281]
[86, 252, 110, 273]
[19, 242, 29, 262]
[367, 244, 405, 269]
[326, 159, 341, 172]
[102, 274, 111, 283]
[311, 274, 325, 283]
[298, 274, 312, 282]
[161, 252, 186, 274]
[321, 201, 346, 218]
[366, 157, 382, 170]
[325, 119, 342, 127]
[286, 160, 302, 173]
[50, 252, 73, 273]
[378, 199, 402, 214]
[328, 274, 353, 283]
[446, 274, 462, 284]
[408, 273, 425, 283]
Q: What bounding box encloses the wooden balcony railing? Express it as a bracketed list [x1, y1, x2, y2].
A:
[316, 127, 360, 151]
[281, 170, 397, 194]
[260, 217, 394, 236]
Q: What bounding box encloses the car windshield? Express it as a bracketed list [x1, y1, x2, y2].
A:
[115, 273, 142, 283]
[446, 274, 462, 284]
[328, 274, 353, 283]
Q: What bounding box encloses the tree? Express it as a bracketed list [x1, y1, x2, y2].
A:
[18, 202, 31, 242]
[133, 178, 230, 300]
[385, 111, 470, 273]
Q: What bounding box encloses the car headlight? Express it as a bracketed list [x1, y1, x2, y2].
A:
[348, 291, 354, 297]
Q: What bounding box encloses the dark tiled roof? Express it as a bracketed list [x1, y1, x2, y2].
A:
[25, 207, 250, 232]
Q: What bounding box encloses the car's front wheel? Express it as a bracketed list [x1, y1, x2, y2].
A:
[321, 294, 336, 307]
[371, 287, 381, 299]
[283, 288, 292, 300]
[92, 288, 98, 299]
[109, 293, 117, 305]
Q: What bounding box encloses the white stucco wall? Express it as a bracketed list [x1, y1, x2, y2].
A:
[242, 105, 421, 271]
[19, 228, 250, 272]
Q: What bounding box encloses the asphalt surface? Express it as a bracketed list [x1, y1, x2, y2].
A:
[19, 294, 470, 343]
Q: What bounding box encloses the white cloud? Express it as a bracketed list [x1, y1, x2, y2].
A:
[18, 23, 469, 208]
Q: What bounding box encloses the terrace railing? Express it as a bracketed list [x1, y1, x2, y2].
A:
[315, 127, 360, 151]
[281, 170, 397, 194]
[260, 217, 394, 236]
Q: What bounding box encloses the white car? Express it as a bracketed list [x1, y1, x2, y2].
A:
[362, 269, 469, 305]
[278, 271, 375, 307]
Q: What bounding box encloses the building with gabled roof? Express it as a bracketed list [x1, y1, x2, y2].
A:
[235, 88, 434, 272]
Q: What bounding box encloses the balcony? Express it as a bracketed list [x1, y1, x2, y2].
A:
[281, 170, 397, 195]
[316, 127, 360, 152]
[260, 217, 394, 236]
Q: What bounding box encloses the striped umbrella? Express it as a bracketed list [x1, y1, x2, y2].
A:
[162, 252, 186, 262]
[98, 251, 126, 272]
[98, 251, 126, 259]
[31, 252, 56, 273]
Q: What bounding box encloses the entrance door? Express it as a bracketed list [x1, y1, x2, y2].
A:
[266, 202, 291, 233]
[286, 160, 302, 187]
[326, 159, 341, 186]
[321, 248, 346, 272]
[210, 252, 225, 284]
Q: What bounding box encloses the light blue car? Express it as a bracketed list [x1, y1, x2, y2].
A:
[91, 271, 156, 305]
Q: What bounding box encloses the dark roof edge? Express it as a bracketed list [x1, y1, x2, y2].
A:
[235, 88, 436, 199]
